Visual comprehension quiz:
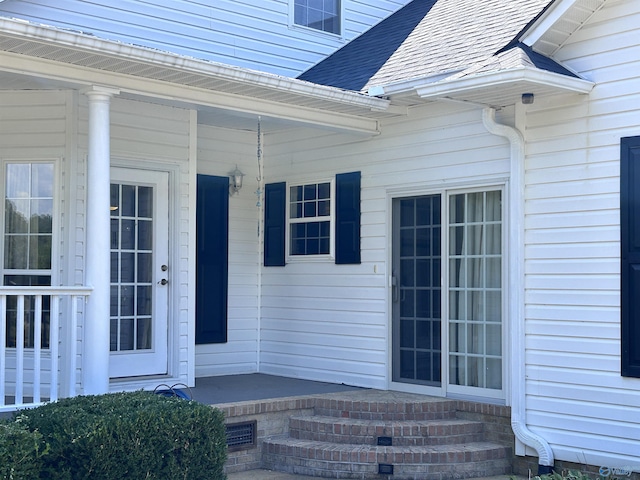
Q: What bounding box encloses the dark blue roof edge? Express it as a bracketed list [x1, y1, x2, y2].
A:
[497, 0, 556, 53]
[511, 42, 580, 78]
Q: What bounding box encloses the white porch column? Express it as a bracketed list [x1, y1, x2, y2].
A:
[83, 86, 119, 395]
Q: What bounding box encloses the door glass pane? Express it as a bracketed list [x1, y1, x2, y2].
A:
[110, 182, 155, 352]
[393, 195, 442, 386]
[448, 191, 502, 390]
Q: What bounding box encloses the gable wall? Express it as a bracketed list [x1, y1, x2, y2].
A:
[0, 0, 411, 77]
[260, 102, 511, 388]
[523, 0, 639, 466]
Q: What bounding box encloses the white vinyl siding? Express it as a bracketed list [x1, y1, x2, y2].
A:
[523, 0, 640, 467]
[261, 103, 511, 388]
[195, 125, 261, 377]
[0, 0, 412, 77]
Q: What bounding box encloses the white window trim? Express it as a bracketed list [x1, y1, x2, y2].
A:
[0, 158, 60, 351]
[444, 185, 506, 403]
[286, 178, 335, 263]
[0, 158, 60, 284]
[288, 0, 345, 39]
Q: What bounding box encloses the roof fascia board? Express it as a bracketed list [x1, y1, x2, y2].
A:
[519, 0, 580, 47]
[414, 67, 594, 100]
[0, 17, 389, 113]
[0, 50, 381, 135]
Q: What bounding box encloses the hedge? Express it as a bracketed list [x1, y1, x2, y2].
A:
[1, 391, 227, 480]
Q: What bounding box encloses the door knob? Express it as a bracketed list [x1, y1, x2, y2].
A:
[159, 278, 168, 286]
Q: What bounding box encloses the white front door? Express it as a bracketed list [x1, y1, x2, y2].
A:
[109, 167, 169, 378]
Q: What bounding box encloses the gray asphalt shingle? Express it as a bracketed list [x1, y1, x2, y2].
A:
[299, 0, 558, 93]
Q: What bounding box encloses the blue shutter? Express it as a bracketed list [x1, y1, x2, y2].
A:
[335, 171, 361, 265]
[621, 136, 640, 377]
[264, 182, 286, 267]
[196, 175, 229, 344]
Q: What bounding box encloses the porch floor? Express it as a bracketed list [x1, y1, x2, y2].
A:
[190, 373, 365, 405]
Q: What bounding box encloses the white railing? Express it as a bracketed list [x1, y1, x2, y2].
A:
[0, 287, 92, 413]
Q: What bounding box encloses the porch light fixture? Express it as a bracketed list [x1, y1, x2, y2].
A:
[229, 166, 245, 196]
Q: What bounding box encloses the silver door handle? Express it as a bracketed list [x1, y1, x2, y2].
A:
[391, 275, 398, 303]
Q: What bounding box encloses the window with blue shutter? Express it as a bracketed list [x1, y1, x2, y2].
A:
[621, 136, 640, 377]
[335, 171, 361, 264]
[264, 172, 360, 266]
[196, 175, 229, 344]
[264, 182, 286, 267]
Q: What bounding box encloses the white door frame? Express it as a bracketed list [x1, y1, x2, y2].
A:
[387, 183, 507, 403]
[109, 166, 169, 378]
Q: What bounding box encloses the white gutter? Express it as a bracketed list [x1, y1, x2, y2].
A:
[481, 107, 555, 472]
[0, 17, 390, 112]
[416, 67, 593, 99]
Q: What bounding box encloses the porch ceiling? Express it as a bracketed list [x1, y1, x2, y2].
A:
[0, 17, 394, 135]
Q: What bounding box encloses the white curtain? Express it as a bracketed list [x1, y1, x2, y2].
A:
[450, 190, 501, 389]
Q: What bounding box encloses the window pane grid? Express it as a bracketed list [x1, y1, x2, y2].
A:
[448, 191, 502, 390]
[397, 195, 441, 385]
[3, 162, 54, 349]
[110, 183, 154, 352]
[289, 182, 331, 256]
[294, 0, 340, 34]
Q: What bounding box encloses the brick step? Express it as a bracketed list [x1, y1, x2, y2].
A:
[262, 437, 512, 480]
[312, 394, 458, 421]
[289, 415, 484, 446]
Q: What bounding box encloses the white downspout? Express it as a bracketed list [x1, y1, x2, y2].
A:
[481, 107, 554, 472]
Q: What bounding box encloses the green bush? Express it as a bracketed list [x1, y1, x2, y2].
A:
[0, 419, 46, 480]
[14, 391, 227, 479]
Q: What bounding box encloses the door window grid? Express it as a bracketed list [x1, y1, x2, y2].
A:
[110, 183, 153, 352]
[293, 0, 340, 34]
[448, 190, 502, 390]
[397, 195, 442, 385]
[3, 162, 54, 349]
[289, 182, 331, 256]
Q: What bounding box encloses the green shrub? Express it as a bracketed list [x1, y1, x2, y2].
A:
[15, 391, 227, 480]
[0, 419, 46, 480]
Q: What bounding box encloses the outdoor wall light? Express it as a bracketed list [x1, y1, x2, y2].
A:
[229, 166, 245, 196]
[522, 93, 535, 104]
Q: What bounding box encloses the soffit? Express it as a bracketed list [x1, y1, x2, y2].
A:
[0, 18, 394, 133]
[521, 0, 608, 56]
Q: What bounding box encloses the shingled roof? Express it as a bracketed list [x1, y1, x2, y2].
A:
[298, 0, 564, 94]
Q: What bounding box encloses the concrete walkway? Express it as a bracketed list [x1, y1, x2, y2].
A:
[228, 470, 317, 480]
[228, 472, 521, 480]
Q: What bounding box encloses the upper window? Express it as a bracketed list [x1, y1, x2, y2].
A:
[289, 181, 332, 256]
[293, 0, 341, 35]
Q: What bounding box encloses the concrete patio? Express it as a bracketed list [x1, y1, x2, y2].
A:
[189, 373, 365, 405]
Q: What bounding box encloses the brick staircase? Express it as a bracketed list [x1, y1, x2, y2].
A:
[261, 391, 512, 479]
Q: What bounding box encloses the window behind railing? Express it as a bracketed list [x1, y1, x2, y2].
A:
[2, 162, 54, 349]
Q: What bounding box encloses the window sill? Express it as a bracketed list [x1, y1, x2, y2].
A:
[286, 254, 334, 264]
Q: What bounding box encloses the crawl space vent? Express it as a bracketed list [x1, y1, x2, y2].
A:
[225, 421, 257, 451]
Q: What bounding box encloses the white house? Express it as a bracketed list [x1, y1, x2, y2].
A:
[0, 0, 637, 475]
